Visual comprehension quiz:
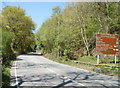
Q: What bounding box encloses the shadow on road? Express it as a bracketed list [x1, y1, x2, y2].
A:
[10, 54, 119, 88]
[26, 53, 42, 56]
[10, 72, 119, 88]
[52, 74, 82, 88]
[16, 58, 23, 61]
[20, 51, 42, 56]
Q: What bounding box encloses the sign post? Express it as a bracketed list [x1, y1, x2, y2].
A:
[96, 33, 119, 64]
[97, 55, 100, 64]
[114, 55, 117, 64]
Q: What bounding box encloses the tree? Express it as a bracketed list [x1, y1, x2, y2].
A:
[36, 2, 119, 59]
[2, 6, 36, 53]
[2, 30, 15, 63]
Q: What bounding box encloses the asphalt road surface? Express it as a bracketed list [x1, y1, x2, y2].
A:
[10, 52, 120, 87]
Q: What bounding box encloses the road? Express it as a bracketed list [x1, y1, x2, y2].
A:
[10, 52, 119, 87]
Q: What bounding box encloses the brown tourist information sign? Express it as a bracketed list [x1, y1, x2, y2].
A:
[96, 33, 119, 55]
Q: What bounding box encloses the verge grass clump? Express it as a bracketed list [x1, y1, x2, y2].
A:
[45, 53, 119, 77]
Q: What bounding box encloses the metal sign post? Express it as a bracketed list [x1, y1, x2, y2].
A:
[114, 55, 117, 64]
[97, 55, 100, 64]
[96, 33, 119, 64]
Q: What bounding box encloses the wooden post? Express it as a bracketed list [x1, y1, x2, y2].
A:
[97, 55, 100, 64]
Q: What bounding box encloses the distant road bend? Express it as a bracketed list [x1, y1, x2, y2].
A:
[10, 52, 119, 87]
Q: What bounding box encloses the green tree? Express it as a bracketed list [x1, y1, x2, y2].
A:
[2, 30, 15, 63]
[36, 2, 119, 59]
[2, 6, 36, 53]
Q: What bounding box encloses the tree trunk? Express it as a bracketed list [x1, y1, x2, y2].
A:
[74, 4, 90, 56]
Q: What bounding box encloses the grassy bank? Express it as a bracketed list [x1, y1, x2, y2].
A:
[44, 54, 119, 77]
[2, 60, 13, 88]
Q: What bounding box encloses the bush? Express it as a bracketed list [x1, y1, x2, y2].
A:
[2, 31, 16, 64]
[2, 60, 13, 88]
[2, 66, 10, 87]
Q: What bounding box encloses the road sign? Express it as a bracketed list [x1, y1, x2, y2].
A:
[96, 33, 119, 55]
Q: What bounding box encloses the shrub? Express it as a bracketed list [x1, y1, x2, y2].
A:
[2, 31, 16, 64]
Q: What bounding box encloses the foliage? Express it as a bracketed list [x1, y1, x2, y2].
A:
[2, 6, 36, 54]
[2, 30, 15, 63]
[45, 53, 119, 77]
[36, 2, 119, 59]
[1, 6, 36, 87]
[2, 60, 13, 88]
[0, 29, 2, 58]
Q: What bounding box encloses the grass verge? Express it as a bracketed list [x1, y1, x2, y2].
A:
[44, 54, 119, 77]
[2, 60, 13, 88]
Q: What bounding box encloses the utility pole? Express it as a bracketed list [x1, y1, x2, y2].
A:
[53, 6, 61, 57]
[106, 0, 109, 33]
[57, 14, 60, 57]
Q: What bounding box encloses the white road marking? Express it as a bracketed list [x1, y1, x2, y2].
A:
[46, 67, 85, 86]
[11, 55, 119, 87]
[14, 61, 19, 88]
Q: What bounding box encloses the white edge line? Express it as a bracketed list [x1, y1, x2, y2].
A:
[15, 61, 18, 87]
